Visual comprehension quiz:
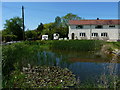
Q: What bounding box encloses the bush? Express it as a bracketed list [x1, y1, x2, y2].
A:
[2, 35, 17, 42]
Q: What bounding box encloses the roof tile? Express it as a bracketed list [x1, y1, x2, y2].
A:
[69, 20, 120, 25]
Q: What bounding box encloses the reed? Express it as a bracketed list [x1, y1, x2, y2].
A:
[50, 40, 104, 51]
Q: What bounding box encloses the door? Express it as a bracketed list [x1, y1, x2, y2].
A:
[71, 33, 74, 40]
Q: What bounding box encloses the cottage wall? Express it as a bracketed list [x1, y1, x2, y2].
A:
[68, 25, 119, 41]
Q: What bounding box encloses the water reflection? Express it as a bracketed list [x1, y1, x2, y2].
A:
[36, 50, 120, 87]
[99, 52, 119, 88]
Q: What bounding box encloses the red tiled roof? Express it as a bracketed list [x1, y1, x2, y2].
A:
[69, 19, 120, 25]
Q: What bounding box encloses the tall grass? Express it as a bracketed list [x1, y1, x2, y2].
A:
[50, 40, 104, 51]
[107, 42, 120, 49]
[2, 43, 43, 87]
[2, 42, 58, 88]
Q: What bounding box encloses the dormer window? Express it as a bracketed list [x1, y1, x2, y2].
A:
[76, 25, 83, 29]
[95, 25, 103, 29]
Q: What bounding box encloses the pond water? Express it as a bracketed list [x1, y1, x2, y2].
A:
[24, 50, 120, 87]
[33, 49, 120, 87]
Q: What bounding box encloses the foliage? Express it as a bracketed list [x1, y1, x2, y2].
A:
[50, 40, 104, 51]
[2, 41, 56, 88]
[5, 64, 77, 88]
[2, 42, 42, 87]
[41, 23, 55, 40]
[2, 34, 17, 42]
[2, 40, 120, 88]
[107, 42, 120, 49]
[6, 63, 30, 88]
[23, 40, 52, 46]
[3, 17, 24, 41]
[37, 23, 44, 32]
[54, 16, 62, 28]
[41, 13, 82, 39]
[25, 30, 38, 40]
[2, 41, 78, 88]
[24, 65, 77, 88]
[2, 13, 83, 41]
[62, 13, 82, 27]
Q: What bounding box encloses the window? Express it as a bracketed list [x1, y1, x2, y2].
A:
[95, 25, 103, 29]
[80, 33, 86, 37]
[92, 33, 98, 37]
[101, 33, 108, 37]
[109, 25, 115, 28]
[76, 25, 83, 29]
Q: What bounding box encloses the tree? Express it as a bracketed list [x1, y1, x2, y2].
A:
[42, 23, 55, 40]
[62, 13, 82, 27]
[39, 13, 83, 39]
[54, 16, 62, 28]
[25, 30, 37, 40]
[37, 23, 44, 32]
[3, 17, 23, 41]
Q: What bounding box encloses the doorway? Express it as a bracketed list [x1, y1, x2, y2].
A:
[71, 33, 74, 40]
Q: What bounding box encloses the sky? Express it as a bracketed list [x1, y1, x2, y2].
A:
[1, 2, 119, 30]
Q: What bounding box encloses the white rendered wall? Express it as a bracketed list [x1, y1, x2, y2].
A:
[68, 25, 119, 41]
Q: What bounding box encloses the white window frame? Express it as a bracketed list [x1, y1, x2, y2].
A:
[91, 33, 98, 37]
[101, 33, 108, 37]
[80, 33, 86, 37]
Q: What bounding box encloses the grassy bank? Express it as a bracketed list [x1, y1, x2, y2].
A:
[107, 42, 120, 49]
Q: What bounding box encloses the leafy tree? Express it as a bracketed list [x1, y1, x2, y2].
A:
[37, 23, 44, 32]
[42, 23, 55, 40]
[62, 13, 82, 27]
[40, 13, 82, 39]
[25, 30, 37, 40]
[54, 16, 62, 28]
[44, 23, 54, 31]
[54, 26, 68, 38]
[2, 35, 17, 42]
[3, 17, 24, 41]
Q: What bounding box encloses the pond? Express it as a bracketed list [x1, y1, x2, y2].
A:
[3, 42, 120, 88]
[34, 49, 120, 87]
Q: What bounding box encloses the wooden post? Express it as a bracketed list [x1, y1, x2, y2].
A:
[22, 6, 25, 40]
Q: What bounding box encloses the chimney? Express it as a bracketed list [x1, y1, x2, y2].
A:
[97, 18, 99, 20]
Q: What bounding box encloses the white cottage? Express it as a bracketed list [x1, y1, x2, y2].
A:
[68, 19, 120, 41]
